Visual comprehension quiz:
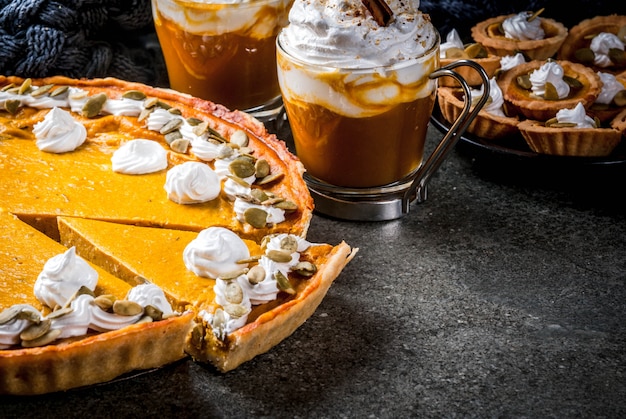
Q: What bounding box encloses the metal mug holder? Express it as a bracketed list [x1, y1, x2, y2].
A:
[304, 59, 490, 221]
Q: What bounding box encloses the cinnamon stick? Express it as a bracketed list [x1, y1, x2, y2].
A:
[361, 0, 393, 26]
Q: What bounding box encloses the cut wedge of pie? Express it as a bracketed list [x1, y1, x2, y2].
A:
[0, 76, 356, 394]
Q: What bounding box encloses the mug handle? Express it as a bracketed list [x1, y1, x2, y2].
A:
[402, 59, 490, 212]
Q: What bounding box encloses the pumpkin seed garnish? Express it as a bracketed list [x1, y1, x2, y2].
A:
[464, 43, 487, 59]
[527, 8, 544, 22]
[274, 200, 298, 212]
[30, 84, 53, 97]
[93, 294, 116, 311]
[4, 99, 20, 115]
[45, 306, 73, 320]
[186, 117, 203, 126]
[168, 107, 182, 116]
[223, 303, 249, 318]
[144, 305, 163, 321]
[229, 156, 256, 178]
[20, 318, 52, 342]
[563, 75, 583, 90]
[218, 268, 248, 280]
[21, 328, 62, 348]
[250, 188, 269, 203]
[293, 261, 318, 277]
[274, 271, 296, 295]
[0, 83, 15, 92]
[170, 138, 190, 153]
[160, 118, 183, 135]
[230, 130, 249, 147]
[618, 25, 626, 43]
[516, 74, 532, 90]
[164, 130, 183, 145]
[613, 90, 626, 107]
[112, 300, 143, 316]
[82, 93, 107, 118]
[144, 97, 159, 109]
[254, 159, 271, 178]
[192, 120, 210, 137]
[543, 82, 559, 100]
[247, 265, 266, 285]
[122, 90, 147, 101]
[236, 255, 261, 264]
[18, 78, 32, 95]
[0, 304, 39, 325]
[50, 85, 69, 97]
[266, 249, 293, 263]
[574, 48, 595, 64]
[444, 47, 465, 59]
[137, 107, 153, 123]
[280, 235, 299, 252]
[189, 323, 205, 349]
[608, 48, 626, 66]
[244, 207, 268, 228]
[224, 281, 244, 304]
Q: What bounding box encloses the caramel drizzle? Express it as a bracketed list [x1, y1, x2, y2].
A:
[361, 0, 393, 26]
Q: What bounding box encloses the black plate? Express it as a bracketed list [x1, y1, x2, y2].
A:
[430, 104, 626, 172]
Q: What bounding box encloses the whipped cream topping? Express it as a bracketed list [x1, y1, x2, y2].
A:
[33, 107, 87, 153]
[596, 72, 625, 105]
[126, 283, 175, 316]
[164, 161, 221, 204]
[555, 102, 597, 128]
[280, 0, 437, 68]
[183, 227, 251, 279]
[502, 12, 545, 41]
[112, 139, 169, 175]
[440, 29, 464, 58]
[500, 52, 527, 71]
[470, 78, 506, 117]
[529, 61, 570, 99]
[34, 247, 98, 308]
[233, 198, 286, 226]
[211, 275, 253, 334]
[590, 33, 626, 68]
[153, 0, 291, 38]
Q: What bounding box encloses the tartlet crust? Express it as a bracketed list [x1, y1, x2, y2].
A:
[471, 14, 568, 60]
[517, 119, 622, 156]
[439, 55, 502, 87]
[437, 86, 519, 140]
[498, 60, 602, 121]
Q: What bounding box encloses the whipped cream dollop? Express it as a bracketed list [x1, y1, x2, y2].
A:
[590, 32, 625, 68]
[33, 247, 98, 308]
[596, 72, 625, 105]
[279, 0, 437, 68]
[183, 227, 251, 279]
[500, 52, 527, 71]
[164, 161, 221, 204]
[33, 107, 87, 153]
[502, 11, 545, 41]
[530, 61, 570, 99]
[440, 29, 464, 58]
[111, 139, 169, 174]
[555, 102, 597, 128]
[470, 78, 506, 117]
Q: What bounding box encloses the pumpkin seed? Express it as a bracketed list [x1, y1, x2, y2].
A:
[20, 318, 51, 341]
[170, 138, 190, 153]
[0, 83, 15, 92]
[293, 261, 318, 277]
[229, 156, 256, 178]
[613, 90, 626, 107]
[45, 306, 74, 320]
[112, 300, 143, 316]
[223, 303, 249, 318]
[144, 97, 159, 108]
[137, 107, 153, 123]
[218, 268, 248, 280]
[122, 90, 147, 101]
[464, 43, 487, 59]
[82, 93, 107, 118]
[94, 294, 116, 311]
[144, 305, 163, 321]
[608, 48, 626, 66]
[247, 265, 266, 285]
[160, 118, 183, 135]
[168, 107, 182, 116]
[444, 47, 466, 59]
[135, 315, 153, 324]
[165, 130, 182, 145]
[244, 207, 268, 228]
[21, 328, 61, 348]
[543, 82, 559, 100]
[0, 304, 38, 324]
[30, 84, 53, 97]
[563, 75, 583, 90]
[618, 25, 626, 43]
[189, 323, 205, 349]
[236, 255, 261, 264]
[516, 74, 532, 90]
[280, 235, 299, 252]
[250, 188, 269, 203]
[212, 308, 227, 332]
[4, 99, 20, 115]
[274, 271, 296, 294]
[256, 172, 284, 185]
[574, 48, 595, 64]
[487, 22, 504, 37]
[187, 117, 203, 126]
[18, 78, 32, 95]
[230, 130, 249, 147]
[224, 281, 244, 304]
[50, 85, 69, 97]
[274, 200, 298, 212]
[266, 249, 293, 263]
[254, 159, 271, 178]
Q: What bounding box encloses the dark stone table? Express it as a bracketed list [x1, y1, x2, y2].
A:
[2, 123, 625, 417]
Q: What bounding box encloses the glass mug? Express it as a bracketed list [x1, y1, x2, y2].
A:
[152, 0, 292, 120]
[276, 32, 489, 221]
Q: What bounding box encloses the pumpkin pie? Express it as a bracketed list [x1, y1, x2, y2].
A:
[471, 10, 568, 61]
[498, 59, 602, 121]
[557, 15, 626, 73]
[0, 76, 355, 394]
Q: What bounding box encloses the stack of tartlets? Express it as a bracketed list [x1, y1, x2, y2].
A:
[436, 11, 626, 157]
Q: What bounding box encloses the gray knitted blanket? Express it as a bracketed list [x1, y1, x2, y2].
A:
[0, 0, 167, 86]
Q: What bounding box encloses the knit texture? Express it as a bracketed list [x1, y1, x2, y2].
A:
[0, 0, 168, 86]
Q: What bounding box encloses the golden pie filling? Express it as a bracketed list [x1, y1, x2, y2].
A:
[0, 76, 354, 394]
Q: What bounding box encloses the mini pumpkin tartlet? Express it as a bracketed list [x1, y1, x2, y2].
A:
[437, 83, 519, 140]
[471, 10, 568, 60]
[518, 103, 622, 156]
[439, 39, 502, 87]
[557, 15, 626, 73]
[498, 59, 602, 121]
[587, 71, 626, 122]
